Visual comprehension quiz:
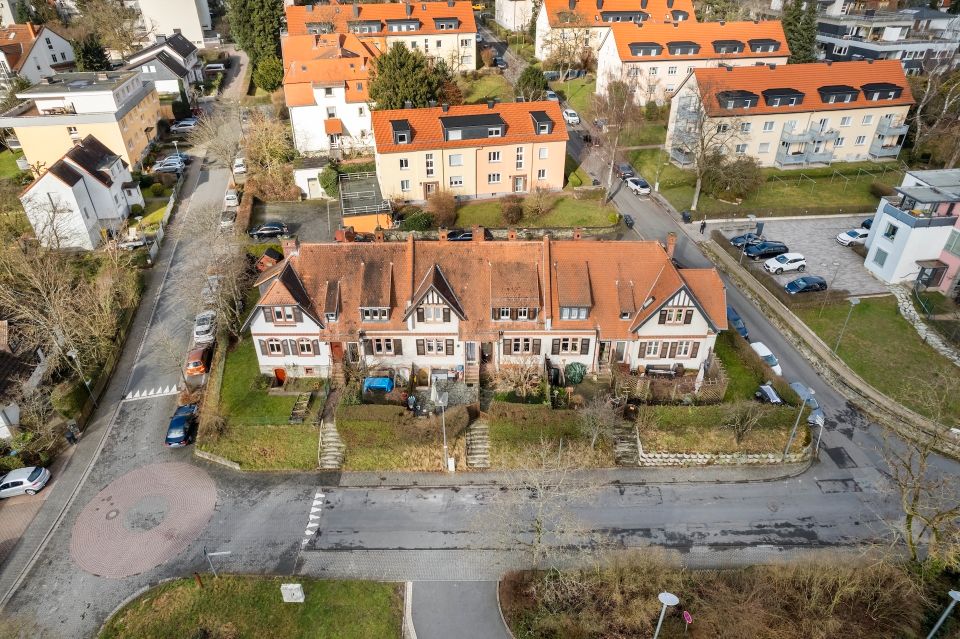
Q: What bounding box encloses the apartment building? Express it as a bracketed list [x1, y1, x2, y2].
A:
[595, 20, 789, 104]
[496, 0, 536, 32]
[282, 33, 380, 155]
[128, 0, 213, 49]
[666, 60, 914, 169]
[284, 0, 478, 72]
[0, 23, 75, 89]
[19, 135, 144, 250]
[0, 71, 161, 170]
[371, 101, 568, 202]
[534, 0, 695, 63]
[124, 34, 203, 95]
[863, 169, 960, 295]
[246, 235, 727, 384]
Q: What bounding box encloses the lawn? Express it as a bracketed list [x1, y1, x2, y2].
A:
[456, 193, 617, 228]
[0, 149, 23, 179]
[487, 401, 615, 467]
[136, 199, 168, 233]
[564, 153, 591, 189]
[219, 337, 298, 425]
[645, 404, 804, 454]
[550, 77, 594, 115]
[619, 122, 667, 147]
[796, 296, 960, 426]
[714, 330, 762, 402]
[198, 422, 319, 470]
[99, 576, 402, 639]
[458, 73, 513, 104]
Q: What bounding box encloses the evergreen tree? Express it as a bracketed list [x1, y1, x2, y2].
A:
[782, 0, 804, 63]
[514, 66, 549, 100]
[795, 0, 819, 63]
[227, 0, 283, 66]
[253, 54, 283, 91]
[13, 0, 31, 23]
[368, 44, 444, 110]
[73, 34, 111, 72]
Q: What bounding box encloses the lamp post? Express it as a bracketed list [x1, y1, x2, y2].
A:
[782, 388, 811, 461]
[653, 592, 679, 639]
[818, 260, 842, 317]
[927, 590, 960, 639]
[834, 297, 860, 354]
[66, 349, 96, 408]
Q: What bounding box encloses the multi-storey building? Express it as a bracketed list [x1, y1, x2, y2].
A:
[595, 20, 789, 104]
[246, 235, 727, 384]
[19, 135, 144, 250]
[0, 23, 75, 89]
[282, 32, 380, 155]
[123, 33, 203, 96]
[863, 169, 960, 296]
[0, 71, 161, 170]
[284, 0, 478, 72]
[534, 0, 695, 63]
[127, 0, 213, 49]
[496, 0, 536, 32]
[371, 101, 568, 202]
[666, 60, 914, 168]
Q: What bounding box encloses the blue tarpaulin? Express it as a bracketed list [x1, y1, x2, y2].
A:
[362, 377, 394, 393]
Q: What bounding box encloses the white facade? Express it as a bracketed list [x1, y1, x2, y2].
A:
[131, 0, 212, 48]
[290, 90, 373, 155]
[496, 0, 536, 33]
[0, 27, 75, 88]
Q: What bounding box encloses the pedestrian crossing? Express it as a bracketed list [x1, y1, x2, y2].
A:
[122, 385, 180, 402]
[302, 490, 325, 548]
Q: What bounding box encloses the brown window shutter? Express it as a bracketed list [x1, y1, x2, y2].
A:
[258, 339, 268, 355]
[690, 342, 700, 358]
[311, 339, 320, 355]
[580, 338, 590, 354]
[393, 339, 402, 355]
[638, 341, 647, 358]
[443, 307, 451, 322]
[658, 310, 667, 324]
[416, 339, 425, 355]
[445, 339, 454, 355]
[293, 307, 303, 322]
[668, 342, 678, 358]
[363, 340, 373, 355]
[281, 339, 290, 356]
[491, 307, 498, 320]
[502, 337, 511, 354]
[533, 338, 541, 355]
[510, 308, 517, 320]
[551, 339, 561, 355]
[262, 308, 272, 323]
[529, 308, 537, 320]
[683, 309, 693, 324]
[659, 342, 669, 358]
[416, 307, 425, 322]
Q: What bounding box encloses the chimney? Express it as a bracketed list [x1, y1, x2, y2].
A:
[825, 59, 832, 65]
[508, 228, 518, 240]
[665, 232, 676, 259]
[487, 99, 495, 109]
[472, 225, 484, 241]
[568, 0, 576, 10]
[672, 20, 678, 27]
[573, 227, 584, 240]
[282, 237, 300, 258]
[542, 235, 552, 329]
[428, 99, 437, 107]
[753, 17, 759, 23]
[406, 2, 413, 16]
[640, 0, 647, 8]
[375, 229, 385, 242]
[766, 63, 775, 70]
[666, 0, 674, 7]
[718, 19, 725, 25]
[439, 228, 449, 241]
[421, 3, 426, 10]
[596, 0, 602, 9]
[353, 3, 359, 17]
[441, 102, 449, 112]
[867, 58, 873, 64]
[404, 100, 413, 109]
[448, 0, 455, 5]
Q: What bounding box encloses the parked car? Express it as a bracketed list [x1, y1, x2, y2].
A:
[248, 221, 289, 239]
[162, 152, 191, 164]
[755, 383, 783, 405]
[562, 108, 580, 125]
[785, 275, 828, 295]
[447, 228, 493, 241]
[860, 217, 873, 229]
[726, 306, 749, 339]
[763, 252, 806, 274]
[836, 228, 869, 246]
[622, 214, 635, 229]
[745, 241, 789, 261]
[495, 57, 507, 69]
[789, 381, 826, 427]
[219, 210, 236, 230]
[204, 63, 226, 74]
[165, 404, 198, 447]
[545, 90, 559, 101]
[233, 157, 247, 174]
[185, 346, 211, 377]
[0, 466, 50, 498]
[169, 119, 197, 134]
[193, 310, 217, 345]
[151, 158, 185, 174]
[750, 341, 782, 376]
[625, 176, 651, 196]
[224, 189, 240, 207]
[593, 118, 608, 130]
[614, 162, 635, 180]
[729, 232, 765, 248]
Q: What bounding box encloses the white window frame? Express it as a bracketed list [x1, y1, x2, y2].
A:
[449, 176, 463, 187]
[268, 339, 282, 355]
[855, 135, 866, 146]
[399, 158, 409, 170]
[840, 116, 852, 127]
[762, 121, 775, 132]
[449, 153, 463, 166]
[373, 338, 394, 355]
[400, 179, 411, 192]
[537, 168, 546, 180]
[298, 339, 314, 355]
[559, 337, 580, 353]
[538, 147, 548, 159]
[488, 151, 501, 162]
[488, 173, 501, 184]
[499, 307, 511, 320]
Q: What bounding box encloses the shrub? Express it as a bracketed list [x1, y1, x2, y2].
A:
[426, 190, 457, 228]
[399, 211, 433, 231]
[564, 362, 587, 384]
[870, 181, 895, 198]
[172, 99, 192, 120]
[319, 163, 340, 198]
[501, 194, 524, 224]
[129, 204, 144, 217]
[253, 55, 284, 91]
[481, 47, 495, 67]
[644, 100, 661, 121]
[149, 183, 166, 197]
[607, 212, 620, 224]
[138, 173, 155, 189]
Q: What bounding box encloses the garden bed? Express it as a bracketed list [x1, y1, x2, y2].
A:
[455, 193, 617, 228]
[197, 422, 319, 470]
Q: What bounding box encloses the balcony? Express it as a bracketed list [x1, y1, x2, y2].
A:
[881, 200, 958, 229]
[877, 119, 909, 136]
[669, 146, 694, 166]
[869, 140, 902, 158]
[807, 150, 834, 164]
[810, 127, 839, 143]
[775, 148, 809, 166]
[780, 124, 814, 144]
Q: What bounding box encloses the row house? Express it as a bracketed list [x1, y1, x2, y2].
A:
[534, 0, 695, 64]
[0, 23, 75, 89]
[19, 135, 144, 250]
[595, 19, 789, 105]
[371, 101, 568, 202]
[282, 33, 380, 155]
[245, 235, 727, 386]
[666, 60, 914, 169]
[284, 0, 478, 72]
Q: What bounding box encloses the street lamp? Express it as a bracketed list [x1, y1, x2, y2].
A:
[66, 349, 96, 408]
[818, 260, 842, 317]
[833, 297, 860, 354]
[432, 387, 452, 472]
[653, 592, 680, 639]
[927, 590, 960, 639]
[782, 388, 811, 461]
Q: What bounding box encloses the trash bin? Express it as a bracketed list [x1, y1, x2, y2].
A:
[681, 210, 692, 224]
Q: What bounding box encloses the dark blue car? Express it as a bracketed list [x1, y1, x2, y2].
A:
[785, 275, 828, 295]
[729, 232, 764, 248]
[726, 306, 749, 339]
[745, 241, 788, 261]
[860, 217, 873, 229]
[165, 404, 198, 447]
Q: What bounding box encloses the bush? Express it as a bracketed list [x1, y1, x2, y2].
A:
[607, 212, 620, 224]
[481, 47, 495, 67]
[149, 183, 166, 197]
[501, 194, 524, 224]
[319, 163, 340, 198]
[644, 101, 662, 121]
[129, 204, 144, 217]
[253, 55, 284, 91]
[399, 211, 433, 231]
[426, 191, 457, 228]
[138, 173, 155, 189]
[564, 362, 587, 384]
[870, 181, 895, 198]
[172, 99, 192, 120]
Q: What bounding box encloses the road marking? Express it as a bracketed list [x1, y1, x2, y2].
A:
[302, 491, 325, 547]
[122, 385, 180, 402]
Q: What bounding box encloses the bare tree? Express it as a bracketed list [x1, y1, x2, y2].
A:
[186, 101, 243, 168]
[577, 394, 621, 449]
[908, 66, 960, 167]
[722, 400, 765, 445]
[153, 333, 190, 387]
[492, 356, 543, 399]
[71, 0, 150, 58]
[523, 187, 552, 219]
[591, 78, 644, 203]
[540, 11, 592, 79]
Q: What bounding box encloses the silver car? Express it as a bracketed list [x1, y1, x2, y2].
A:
[193, 310, 217, 345]
[0, 466, 50, 498]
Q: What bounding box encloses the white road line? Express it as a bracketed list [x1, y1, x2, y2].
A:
[301, 491, 326, 546]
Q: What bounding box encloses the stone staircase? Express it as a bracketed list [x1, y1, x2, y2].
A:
[318, 420, 345, 470]
[613, 421, 640, 467]
[329, 363, 346, 386]
[465, 363, 480, 386]
[289, 393, 310, 424]
[465, 420, 490, 469]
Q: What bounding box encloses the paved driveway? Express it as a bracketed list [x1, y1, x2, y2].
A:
[252, 200, 340, 243]
[719, 215, 888, 297]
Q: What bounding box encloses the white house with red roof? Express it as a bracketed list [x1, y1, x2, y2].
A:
[0, 23, 74, 89]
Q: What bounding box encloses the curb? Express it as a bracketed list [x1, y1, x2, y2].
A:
[404, 581, 417, 639]
[495, 580, 517, 639]
[96, 576, 180, 637]
[194, 449, 242, 471]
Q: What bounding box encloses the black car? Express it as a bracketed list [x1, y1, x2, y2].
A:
[730, 232, 765, 248]
[614, 162, 635, 179]
[726, 305, 749, 339]
[495, 57, 507, 69]
[248, 222, 289, 239]
[622, 214, 634, 229]
[860, 217, 873, 229]
[785, 275, 828, 294]
[165, 404, 198, 447]
[745, 241, 788, 261]
[447, 228, 494, 241]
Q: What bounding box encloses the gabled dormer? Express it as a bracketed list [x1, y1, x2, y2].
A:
[404, 264, 466, 323]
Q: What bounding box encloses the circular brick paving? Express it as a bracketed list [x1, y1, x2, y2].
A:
[70, 462, 217, 578]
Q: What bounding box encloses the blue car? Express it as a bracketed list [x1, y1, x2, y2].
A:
[785, 275, 827, 295]
[860, 217, 873, 229]
[726, 306, 749, 339]
[729, 232, 764, 248]
[165, 404, 198, 447]
[745, 241, 788, 261]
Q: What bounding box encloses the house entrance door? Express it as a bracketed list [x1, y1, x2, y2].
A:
[597, 341, 610, 368]
[513, 176, 525, 192]
[465, 342, 477, 363]
[330, 342, 344, 362]
[480, 342, 493, 363]
[424, 182, 439, 199]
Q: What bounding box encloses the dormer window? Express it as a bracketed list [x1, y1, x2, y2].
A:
[620, 311, 631, 320]
[748, 38, 780, 53]
[712, 40, 744, 54]
[418, 304, 450, 322]
[361, 307, 389, 321]
[397, 132, 408, 143]
[667, 41, 700, 55]
[325, 312, 337, 322]
[391, 118, 412, 144]
[629, 42, 662, 57]
[488, 126, 502, 137]
[499, 307, 511, 320]
[560, 306, 588, 320]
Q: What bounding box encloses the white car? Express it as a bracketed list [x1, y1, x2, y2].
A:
[545, 90, 559, 101]
[562, 109, 580, 125]
[233, 157, 247, 174]
[169, 119, 197, 134]
[625, 176, 651, 196]
[836, 228, 869, 246]
[0, 466, 50, 498]
[224, 189, 240, 207]
[763, 252, 806, 274]
[193, 310, 217, 345]
[750, 341, 782, 377]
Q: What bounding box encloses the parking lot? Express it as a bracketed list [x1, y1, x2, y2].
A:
[251, 201, 341, 243]
[719, 214, 889, 297]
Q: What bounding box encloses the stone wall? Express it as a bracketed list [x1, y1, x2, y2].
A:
[637, 446, 811, 467]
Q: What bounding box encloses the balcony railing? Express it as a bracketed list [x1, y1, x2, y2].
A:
[669, 146, 694, 166]
[807, 150, 834, 164]
[881, 200, 958, 228]
[877, 119, 909, 136]
[810, 127, 839, 142]
[780, 124, 813, 144]
[775, 149, 808, 166]
[869, 140, 902, 158]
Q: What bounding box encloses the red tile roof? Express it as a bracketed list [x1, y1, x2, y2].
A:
[609, 19, 788, 62]
[371, 101, 569, 154]
[0, 23, 41, 71]
[285, 0, 477, 37]
[281, 33, 380, 107]
[541, 0, 696, 28]
[692, 60, 914, 116]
